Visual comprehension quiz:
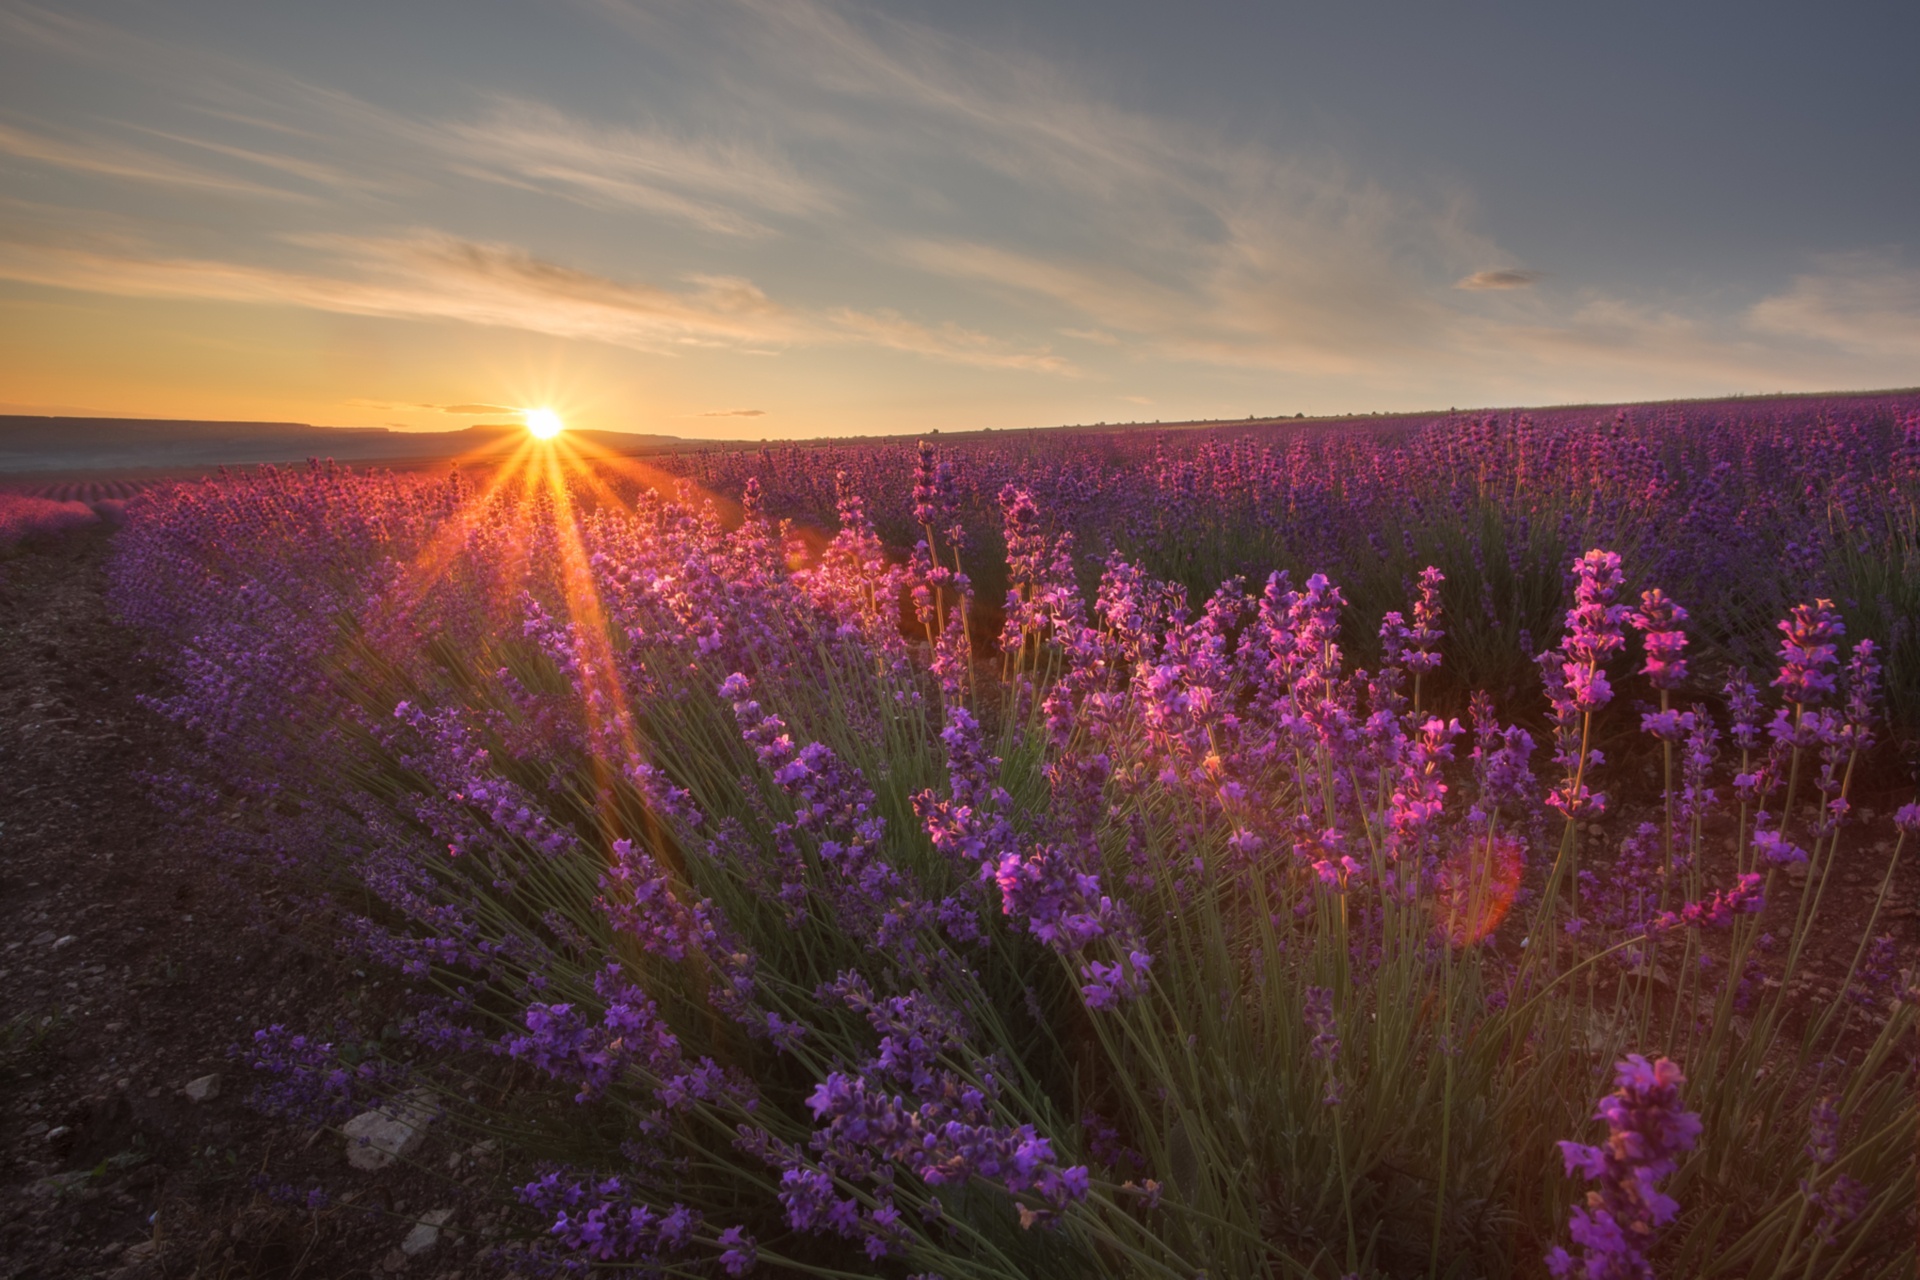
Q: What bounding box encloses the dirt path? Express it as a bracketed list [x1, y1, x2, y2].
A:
[0, 528, 486, 1280]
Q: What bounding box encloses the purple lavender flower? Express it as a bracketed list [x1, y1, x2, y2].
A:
[1797, 1095, 1867, 1245]
[1304, 986, 1340, 1062]
[244, 1025, 398, 1126]
[1546, 1055, 1701, 1280]
[1648, 874, 1765, 932]
[1724, 669, 1764, 754]
[1772, 600, 1845, 707]
[1629, 588, 1689, 691]
[716, 1224, 758, 1275]
[1751, 829, 1807, 866]
[1405, 565, 1445, 674]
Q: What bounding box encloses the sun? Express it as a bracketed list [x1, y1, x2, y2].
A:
[526, 407, 564, 440]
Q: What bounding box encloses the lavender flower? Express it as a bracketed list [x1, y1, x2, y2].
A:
[1772, 600, 1844, 708]
[1798, 1096, 1867, 1246]
[1629, 588, 1689, 691]
[1547, 1055, 1701, 1280]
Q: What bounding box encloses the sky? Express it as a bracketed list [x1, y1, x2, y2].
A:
[1, 0, 1917, 439]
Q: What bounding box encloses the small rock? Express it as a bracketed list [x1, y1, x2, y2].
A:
[45, 1125, 71, 1142]
[51, 934, 77, 950]
[401, 1209, 453, 1256]
[182, 1074, 221, 1103]
[342, 1089, 438, 1172]
[31, 931, 57, 947]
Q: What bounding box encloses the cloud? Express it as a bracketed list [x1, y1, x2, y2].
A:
[0, 120, 308, 200]
[1456, 268, 1544, 291]
[127, 126, 381, 193]
[342, 398, 518, 414]
[0, 222, 1074, 373]
[1746, 252, 1920, 358]
[826, 307, 1074, 374]
[431, 99, 835, 237]
[699, 408, 766, 417]
[0, 227, 796, 352]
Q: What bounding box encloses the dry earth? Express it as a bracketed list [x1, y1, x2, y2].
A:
[0, 527, 514, 1280]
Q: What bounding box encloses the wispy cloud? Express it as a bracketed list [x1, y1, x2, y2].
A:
[432, 99, 835, 237]
[127, 126, 381, 193]
[0, 120, 308, 200]
[347, 399, 523, 415]
[826, 307, 1073, 373]
[0, 228, 794, 351]
[698, 408, 766, 417]
[1746, 252, 1920, 359]
[0, 222, 1074, 373]
[1457, 268, 1543, 291]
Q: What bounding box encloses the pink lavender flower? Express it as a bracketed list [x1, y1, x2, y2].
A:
[1547, 1055, 1701, 1280]
[1629, 588, 1690, 691]
[1649, 874, 1765, 932]
[1543, 550, 1630, 817]
[1404, 565, 1445, 674]
[1772, 600, 1844, 707]
[1564, 551, 1631, 673]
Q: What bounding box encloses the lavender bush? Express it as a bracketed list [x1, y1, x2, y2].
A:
[111, 399, 1917, 1278]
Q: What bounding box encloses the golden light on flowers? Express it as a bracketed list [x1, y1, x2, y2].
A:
[526, 407, 564, 439]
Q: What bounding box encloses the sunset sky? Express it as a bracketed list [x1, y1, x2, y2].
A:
[2, 1, 1916, 438]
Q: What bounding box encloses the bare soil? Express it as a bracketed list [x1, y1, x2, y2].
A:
[0, 528, 508, 1280]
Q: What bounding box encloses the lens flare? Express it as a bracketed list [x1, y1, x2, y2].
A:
[1434, 830, 1526, 946]
[526, 408, 564, 440]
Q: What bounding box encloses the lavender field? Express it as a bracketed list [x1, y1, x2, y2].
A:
[106, 394, 1918, 1278]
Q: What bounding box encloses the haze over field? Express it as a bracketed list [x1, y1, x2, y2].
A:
[1, 1, 1917, 438]
[0, 415, 685, 473]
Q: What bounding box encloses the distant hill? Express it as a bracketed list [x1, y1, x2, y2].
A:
[0, 417, 686, 475]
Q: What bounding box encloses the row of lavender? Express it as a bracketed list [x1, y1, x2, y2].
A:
[652, 393, 1920, 744]
[0, 491, 108, 544]
[111, 424, 1914, 1277]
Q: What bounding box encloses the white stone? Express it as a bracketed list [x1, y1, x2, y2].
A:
[183, 1073, 221, 1103]
[342, 1089, 437, 1172]
[401, 1208, 453, 1256]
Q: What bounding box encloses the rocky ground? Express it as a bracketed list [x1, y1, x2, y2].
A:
[0, 527, 513, 1280]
